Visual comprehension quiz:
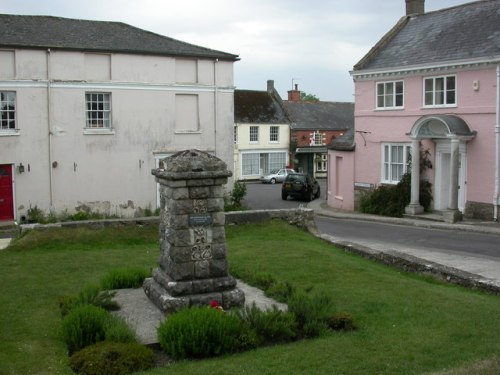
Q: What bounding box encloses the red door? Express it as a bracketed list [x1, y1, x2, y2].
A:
[0, 165, 14, 221]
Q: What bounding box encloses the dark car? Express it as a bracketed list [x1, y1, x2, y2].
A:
[281, 173, 320, 202]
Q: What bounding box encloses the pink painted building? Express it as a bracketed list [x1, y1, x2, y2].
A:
[327, 0, 500, 222]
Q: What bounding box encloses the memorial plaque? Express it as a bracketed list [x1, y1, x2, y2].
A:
[189, 214, 212, 227]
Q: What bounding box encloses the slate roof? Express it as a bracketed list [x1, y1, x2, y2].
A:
[234, 90, 289, 124]
[283, 101, 354, 131]
[328, 128, 356, 151]
[0, 14, 238, 60]
[354, 0, 500, 72]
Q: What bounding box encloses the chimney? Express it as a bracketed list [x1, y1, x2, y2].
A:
[405, 0, 424, 15]
[287, 84, 301, 102]
[267, 80, 275, 93]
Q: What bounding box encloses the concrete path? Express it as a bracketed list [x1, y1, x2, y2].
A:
[0, 238, 11, 250]
[112, 280, 287, 345]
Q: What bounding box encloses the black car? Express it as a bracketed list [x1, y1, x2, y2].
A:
[281, 173, 320, 201]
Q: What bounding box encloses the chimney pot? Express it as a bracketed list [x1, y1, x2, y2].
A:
[405, 0, 424, 15]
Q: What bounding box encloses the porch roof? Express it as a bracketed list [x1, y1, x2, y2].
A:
[408, 115, 477, 140]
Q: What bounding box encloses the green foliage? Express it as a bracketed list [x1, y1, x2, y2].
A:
[224, 180, 248, 211]
[234, 303, 297, 345]
[62, 304, 136, 355]
[157, 306, 257, 359]
[100, 268, 149, 290]
[229, 269, 296, 303]
[58, 284, 118, 317]
[26, 205, 48, 223]
[359, 172, 433, 217]
[69, 341, 154, 375]
[288, 290, 335, 338]
[328, 311, 356, 331]
[103, 316, 136, 344]
[300, 92, 320, 101]
[359, 146, 433, 217]
[62, 305, 109, 354]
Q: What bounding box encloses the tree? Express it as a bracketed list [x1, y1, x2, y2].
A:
[300, 92, 319, 102]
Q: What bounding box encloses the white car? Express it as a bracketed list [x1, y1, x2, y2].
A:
[260, 168, 296, 184]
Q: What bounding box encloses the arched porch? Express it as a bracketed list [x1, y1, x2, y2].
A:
[405, 115, 477, 223]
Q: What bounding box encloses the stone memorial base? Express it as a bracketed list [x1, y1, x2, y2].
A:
[143, 276, 244, 313]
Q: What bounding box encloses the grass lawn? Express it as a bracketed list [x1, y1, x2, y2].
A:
[0, 220, 499, 375]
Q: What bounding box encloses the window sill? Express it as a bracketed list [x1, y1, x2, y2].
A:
[174, 130, 202, 134]
[83, 128, 115, 135]
[0, 129, 20, 137]
[374, 107, 405, 111]
[422, 104, 457, 109]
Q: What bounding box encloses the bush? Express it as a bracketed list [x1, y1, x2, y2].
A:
[69, 341, 154, 375]
[234, 303, 297, 345]
[58, 284, 118, 317]
[100, 268, 150, 290]
[62, 305, 135, 354]
[103, 316, 136, 343]
[328, 311, 356, 331]
[288, 290, 335, 338]
[224, 180, 248, 211]
[158, 306, 257, 359]
[62, 305, 109, 354]
[359, 172, 432, 217]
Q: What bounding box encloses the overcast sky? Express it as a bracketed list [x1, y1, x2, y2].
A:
[1, 0, 472, 102]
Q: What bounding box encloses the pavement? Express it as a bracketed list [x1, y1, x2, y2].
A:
[112, 281, 287, 345]
[307, 197, 500, 292]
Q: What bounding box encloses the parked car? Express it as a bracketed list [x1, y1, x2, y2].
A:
[281, 173, 320, 201]
[260, 168, 295, 184]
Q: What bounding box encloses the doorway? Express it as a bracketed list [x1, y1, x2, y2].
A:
[434, 142, 466, 212]
[0, 164, 14, 221]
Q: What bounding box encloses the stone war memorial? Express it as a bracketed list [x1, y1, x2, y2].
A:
[143, 149, 245, 313]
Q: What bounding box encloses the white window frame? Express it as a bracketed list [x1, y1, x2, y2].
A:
[249, 126, 259, 143]
[269, 126, 279, 143]
[316, 153, 327, 172]
[376, 80, 404, 109]
[381, 143, 411, 184]
[0, 91, 18, 135]
[84, 92, 113, 134]
[423, 75, 456, 107]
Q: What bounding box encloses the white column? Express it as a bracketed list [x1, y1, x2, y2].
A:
[448, 138, 460, 210]
[405, 139, 424, 214]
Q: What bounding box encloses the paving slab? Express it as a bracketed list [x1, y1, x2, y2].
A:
[112, 280, 287, 345]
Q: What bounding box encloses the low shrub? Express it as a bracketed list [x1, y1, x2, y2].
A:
[234, 303, 297, 345]
[158, 306, 257, 359]
[62, 305, 135, 354]
[328, 311, 356, 331]
[100, 268, 150, 290]
[224, 180, 248, 211]
[62, 305, 109, 354]
[58, 284, 118, 317]
[103, 316, 136, 343]
[288, 290, 335, 338]
[267, 280, 296, 303]
[69, 341, 154, 375]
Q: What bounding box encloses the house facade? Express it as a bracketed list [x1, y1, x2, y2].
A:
[0, 14, 238, 222]
[327, 0, 500, 221]
[234, 80, 290, 180]
[284, 86, 354, 178]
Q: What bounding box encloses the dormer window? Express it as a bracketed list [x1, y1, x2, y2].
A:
[424, 75, 456, 107]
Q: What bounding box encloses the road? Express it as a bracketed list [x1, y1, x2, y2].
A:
[243, 180, 500, 285]
[243, 180, 327, 210]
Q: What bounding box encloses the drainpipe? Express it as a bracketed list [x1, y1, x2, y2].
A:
[46, 49, 54, 212]
[213, 58, 219, 157]
[494, 64, 500, 221]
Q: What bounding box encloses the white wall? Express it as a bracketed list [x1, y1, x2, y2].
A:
[0, 49, 235, 220]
